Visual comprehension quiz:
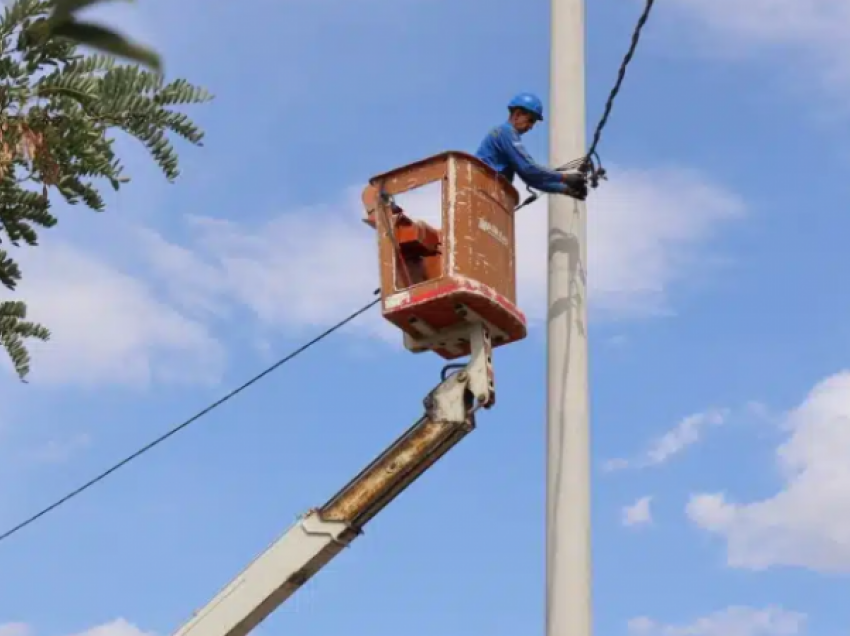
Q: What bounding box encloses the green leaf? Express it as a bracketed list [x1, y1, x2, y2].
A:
[50, 18, 161, 71]
[51, 0, 134, 20]
[0, 0, 211, 381]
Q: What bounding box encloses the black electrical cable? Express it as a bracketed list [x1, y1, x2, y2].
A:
[0, 290, 381, 546]
[0, 0, 661, 547]
[585, 0, 657, 168]
[519, 0, 659, 209]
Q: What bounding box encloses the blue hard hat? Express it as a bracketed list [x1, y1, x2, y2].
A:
[507, 92, 544, 120]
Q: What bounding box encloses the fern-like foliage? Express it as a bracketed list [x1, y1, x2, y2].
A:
[0, 0, 213, 381]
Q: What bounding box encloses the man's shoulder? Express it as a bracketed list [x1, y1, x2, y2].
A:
[486, 122, 517, 142]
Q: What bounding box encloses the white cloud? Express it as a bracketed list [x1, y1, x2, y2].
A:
[0, 620, 153, 636]
[136, 228, 231, 318]
[668, 0, 850, 85]
[547, 167, 743, 320]
[0, 625, 31, 636]
[0, 163, 742, 386]
[605, 408, 728, 471]
[622, 495, 653, 526]
[68, 620, 154, 636]
[687, 371, 850, 572]
[139, 165, 743, 342]
[627, 606, 805, 636]
[138, 201, 393, 344]
[0, 240, 224, 388]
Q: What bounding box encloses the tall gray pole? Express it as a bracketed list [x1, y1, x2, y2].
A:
[546, 0, 591, 634]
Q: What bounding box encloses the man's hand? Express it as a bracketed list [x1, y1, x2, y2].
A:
[561, 171, 588, 201]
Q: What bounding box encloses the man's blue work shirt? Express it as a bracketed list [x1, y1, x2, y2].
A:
[475, 121, 567, 194]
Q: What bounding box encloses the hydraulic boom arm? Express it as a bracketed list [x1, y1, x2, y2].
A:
[171, 318, 495, 636]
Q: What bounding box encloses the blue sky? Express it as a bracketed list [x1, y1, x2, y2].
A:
[2, 0, 850, 635]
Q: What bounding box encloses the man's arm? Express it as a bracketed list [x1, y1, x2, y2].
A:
[499, 131, 567, 193]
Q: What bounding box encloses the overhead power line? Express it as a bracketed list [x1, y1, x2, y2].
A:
[0, 0, 660, 547]
[585, 0, 657, 168]
[0, 291, 381, 546]
[521, 0, 658, 209]
[554, 0, 657, 182]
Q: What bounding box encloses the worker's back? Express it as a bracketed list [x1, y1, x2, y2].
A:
[475, 121, 518, 182]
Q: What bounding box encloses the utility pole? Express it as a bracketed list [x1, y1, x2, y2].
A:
[546, 0, 591, 634]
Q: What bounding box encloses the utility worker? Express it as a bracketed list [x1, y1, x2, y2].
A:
[475, 92, 587, 200]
